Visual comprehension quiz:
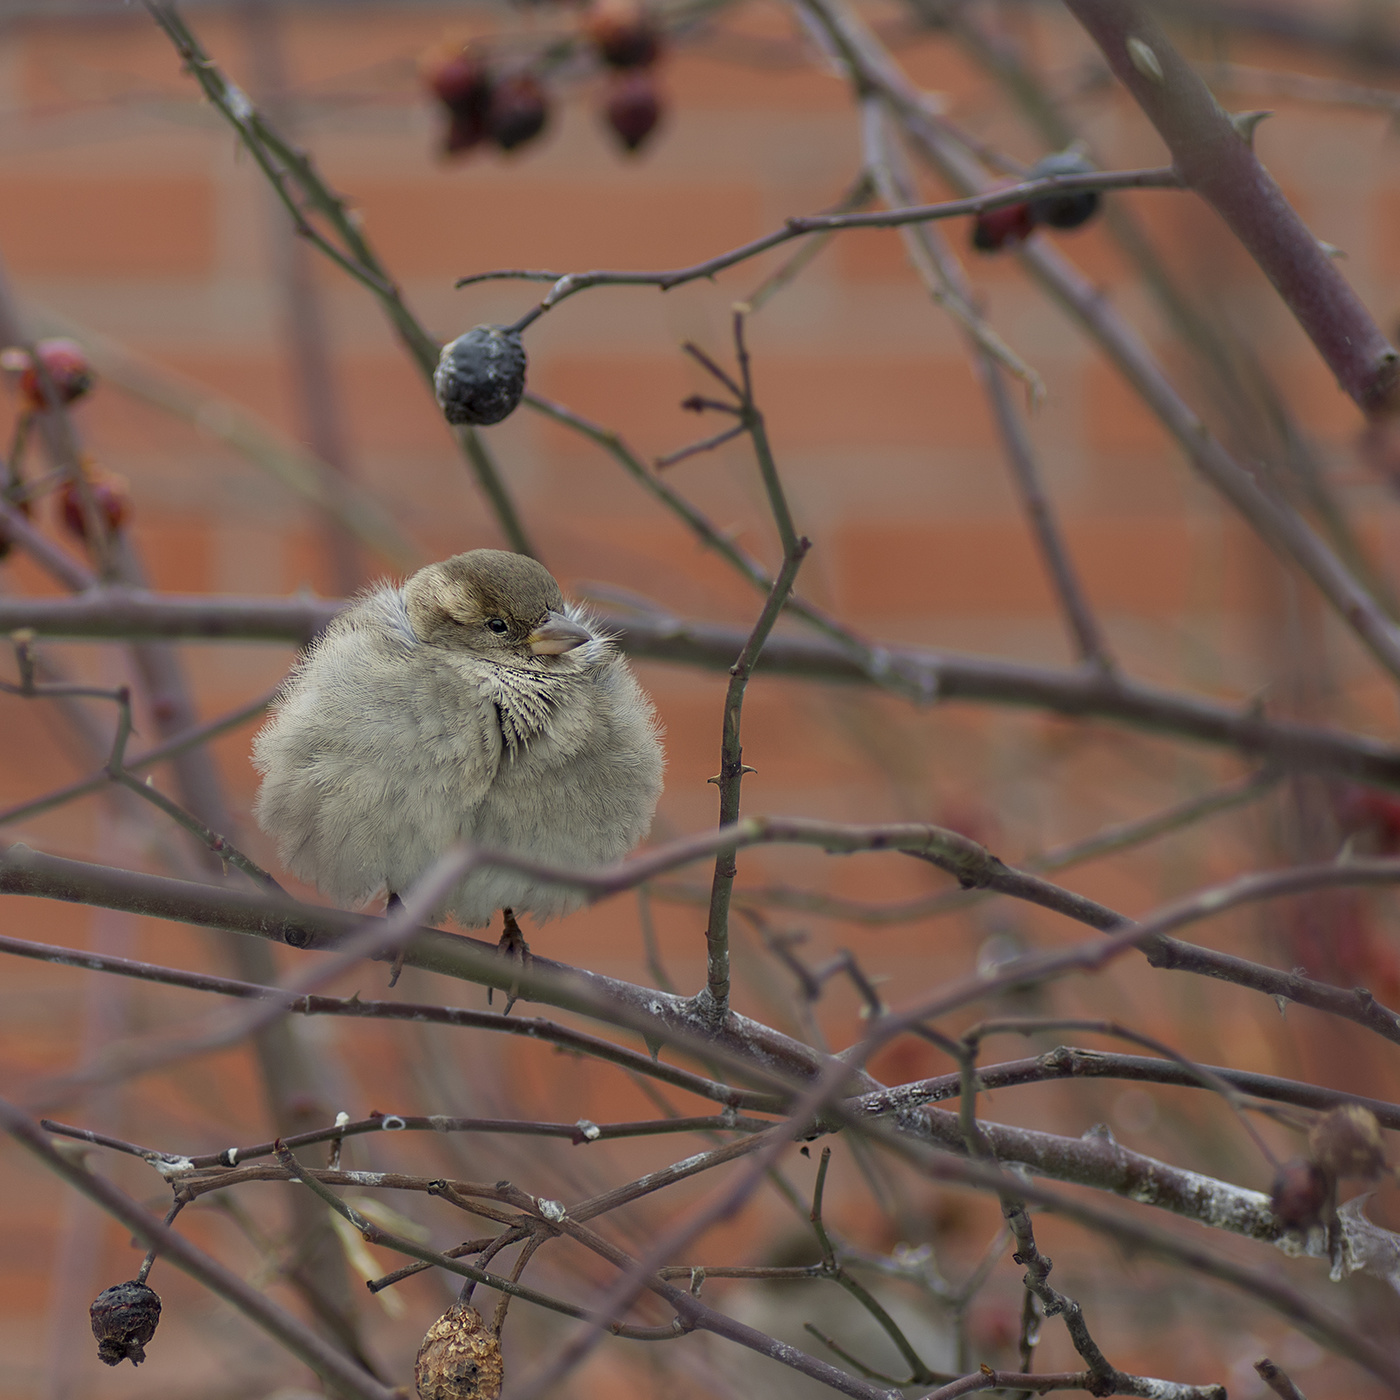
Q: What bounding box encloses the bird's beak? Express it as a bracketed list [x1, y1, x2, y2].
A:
[528, 611, 593, 656]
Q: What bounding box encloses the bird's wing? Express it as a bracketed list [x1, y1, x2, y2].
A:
[253, 599, 502, 901]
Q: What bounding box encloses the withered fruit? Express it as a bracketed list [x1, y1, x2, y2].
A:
[90, 1280, 161, 1367]
[434, 326, 527, 426]
[1027, 149, 1100, 231]
[415, 1302, 504, 1400]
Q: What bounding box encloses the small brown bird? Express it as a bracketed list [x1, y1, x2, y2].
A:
[253, 550, 664, 950]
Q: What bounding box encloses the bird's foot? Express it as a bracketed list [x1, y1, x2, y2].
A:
[492, 907, 531, 1015]
[385, 891, 407, 988]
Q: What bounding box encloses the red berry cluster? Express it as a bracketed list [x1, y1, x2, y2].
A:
[971, 151, 1102, 255]
[583, 0, 665, 153]
[0, 339, 132, 558]
[420, 3, 666, 163]
[421, 46, 549, 157]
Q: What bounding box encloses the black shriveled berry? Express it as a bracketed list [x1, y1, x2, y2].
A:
[487, 74, 549, 152]
[1028, 150, 1100, 231]
[434, 326, 528, 426]
[90, 1280, 162, 1367]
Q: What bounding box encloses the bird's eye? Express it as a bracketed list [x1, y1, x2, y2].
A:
[486, 617, 509, 634]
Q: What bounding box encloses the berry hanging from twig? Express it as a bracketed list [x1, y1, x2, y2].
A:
[435, 326, 528, 426]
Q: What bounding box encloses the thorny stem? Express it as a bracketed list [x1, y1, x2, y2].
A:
[1000, 1197, 1117, 1388]
[797, 0, 1400, 687]
[273, 1143, 637, 1327]
[0, 1100, 398, 1400]
[0, 688, 275, 830]
[807, 1147, 947, 1386]
[704, 543, 810, 1016]
[1062, 0, 1400, 417]
[860, 98, 1108, 666]
[521, 393, 935, 702]
[18, 590, 1400, 787]
[462, 165, 1183, 315]
[3, 643, 281, 891]
[142, 1, 536, 558]
[134, 1197, 189, 1285]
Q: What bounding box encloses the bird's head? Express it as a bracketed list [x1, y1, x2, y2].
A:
[404, 549, 599, 666]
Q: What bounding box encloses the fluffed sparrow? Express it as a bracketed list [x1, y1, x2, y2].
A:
[253, 550, 664, 948]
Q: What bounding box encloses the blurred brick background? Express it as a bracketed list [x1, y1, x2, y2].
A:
[3, 2, 1400, 1397]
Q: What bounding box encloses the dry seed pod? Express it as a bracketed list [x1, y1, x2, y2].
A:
[415, 1302, 503, 1400]
[90, 1280, 162, 1367]
[434, 326, 527, 426]
[1310, 1104, 1385, 1180]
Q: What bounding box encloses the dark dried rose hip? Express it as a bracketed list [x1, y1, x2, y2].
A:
[487, 74, 548, 152]
[1028, 150, 1100, 230]
[90, 1280, 162, 1367]
[434, 326, 527, 426]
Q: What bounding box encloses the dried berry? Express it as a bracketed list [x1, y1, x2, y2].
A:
[584, 0, 661, 69]
[1309, 1104, 1385, 1180]
[604, 71, 662, 152]
[1270, 1157, 1331, 1230]
[90, 1280, 161, 1367]
[1028, 150, 1100, 231]
[415, 1303, 503, 1400]
[434, 326, 527, 426]
[971, 200, 1036, 254]
[1, 339, 94, 411]
[60, 468, 131, 541]
[422, 48, 495, 156]
[487, 74, 548, 152]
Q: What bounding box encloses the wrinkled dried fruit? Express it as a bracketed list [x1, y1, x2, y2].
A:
[435, 326, 527, 426]
[584, 0, 661, 69]
[60, 469, 131, 541]
[90, 1280, 161, 1367]
[604, 71, 661, 152]
[415, 1303, 503, 1400]
[487, 74, 548, 152]
[1028, 150, 1100, 231]
[1, 339, 95, 410]
[971, 200, 1036, 254]
[1270, 1157, 1331, 1230]
[1309, 1104, 1385, 1180]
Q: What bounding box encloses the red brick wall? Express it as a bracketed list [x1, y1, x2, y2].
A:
[2, 3, 1399, 1397]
